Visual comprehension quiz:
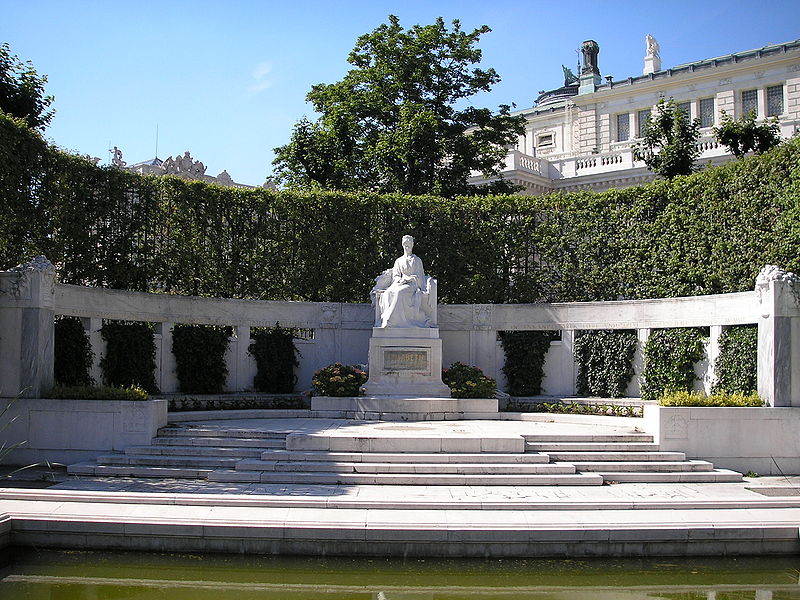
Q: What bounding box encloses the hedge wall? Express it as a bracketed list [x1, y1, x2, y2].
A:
[3, 112, 799, 304]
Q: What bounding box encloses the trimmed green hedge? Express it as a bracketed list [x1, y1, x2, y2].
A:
[3, 112, 800, 304]
[641, 328, 706, 402]
[54, 316, 93, 386]
[171, 324, 229, 393]
[713, 325, 758, 395]
[573, 330, 637, 398]
[47, 384, 148, 401]
[99, 321, 158, 393]
[659, 390, 764, 407]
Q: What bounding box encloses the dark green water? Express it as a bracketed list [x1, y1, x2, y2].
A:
[1, 548, 800, 599]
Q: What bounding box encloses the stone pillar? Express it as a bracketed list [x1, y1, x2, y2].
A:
[629, 328, 651, 398]
[561, 330, 578, 396]
[0, 257, 56, 398]
[82, 317, 104, 385]
[157, 322, 177, 393]
[756, 266, 800, 407]
[234, 325, 252, 391]
[706, 325, 726, 393]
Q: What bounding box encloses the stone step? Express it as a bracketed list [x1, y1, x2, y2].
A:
[566, 460, 714, 473]
[127, 445, 266, 458]
[207, 470, 605, 486]
[67, 462, 212, 479]
[286, 433, 523, 453]
[234, 459, 576, 475]
[258, 449, 550, 464]
[524, 434, 654, 443]
[157, 427, 288, 439]
[98, 454, 240, 468]
[526, 442, 660, 452]
[545, 451, 686, 462]
[597, 469, 743, 483]
[152, 437, 285, 449]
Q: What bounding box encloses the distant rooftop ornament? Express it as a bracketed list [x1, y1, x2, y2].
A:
[644, 34, 662, 75]
[110, 146, 126, 168]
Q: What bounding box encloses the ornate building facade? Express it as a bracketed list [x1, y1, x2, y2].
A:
[471, 37, 800, 195]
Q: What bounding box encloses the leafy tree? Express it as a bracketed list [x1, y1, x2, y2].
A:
[273, 15, 525, 197]
[0, 43, 54, 129]
[632, 98, 700, 179]
[713, 110, 781, 158]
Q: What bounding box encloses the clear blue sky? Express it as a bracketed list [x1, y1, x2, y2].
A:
[3, 0, 799, 186]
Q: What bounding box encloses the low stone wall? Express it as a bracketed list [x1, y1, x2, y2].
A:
[0, 398, 167, 465]
[643, 405, 800, 474]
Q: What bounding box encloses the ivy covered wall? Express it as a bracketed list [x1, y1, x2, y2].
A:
[3, 112, 799, 304]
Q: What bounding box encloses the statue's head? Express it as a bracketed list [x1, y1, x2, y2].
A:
[402, 235, 414, 251]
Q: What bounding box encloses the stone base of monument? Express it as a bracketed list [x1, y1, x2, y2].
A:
[310, 395, 499, 421]
[361, 327, 452, 398]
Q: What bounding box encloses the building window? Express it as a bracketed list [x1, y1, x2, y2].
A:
[616, 113, 630, 142]
[676, 102, 691, 124]
[537, 133, 554, 148]
[699, 98, 715, 128]
[741, 89, 758, 117]
[637, 109, 651, 138]
[767, 85, 784, 116]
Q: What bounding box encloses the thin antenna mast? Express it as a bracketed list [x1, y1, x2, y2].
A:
[155, 124, 159, 160]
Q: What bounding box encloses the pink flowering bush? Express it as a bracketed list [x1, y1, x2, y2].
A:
[442, 362, 497, 398]
[312, 363, 368, 397]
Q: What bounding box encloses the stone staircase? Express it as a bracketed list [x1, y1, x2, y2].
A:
[68, 421, 743, 486]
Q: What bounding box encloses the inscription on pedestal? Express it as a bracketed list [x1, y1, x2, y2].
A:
[384, 349, 428, 373]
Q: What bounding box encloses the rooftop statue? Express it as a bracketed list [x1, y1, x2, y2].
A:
[646, 34, 661, 59]
[562, 65, 579, 86]
[371, 235, 437, 328]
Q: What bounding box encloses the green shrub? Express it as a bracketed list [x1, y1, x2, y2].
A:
[312, 363, 367, 397]
[168, 395, 307, 412]
[4, 110, 800, 306]
[713, 325, 757, 394]
[47, 384, 148, 401]
[659, 390, 764, 407]
[442, 362, 497, 399]
[171, 324, 229, 393]
[99, 321, 158, 393]
[641, 328, 706, 402]
[505, 399, 643, 417]
[573, 330, 637, 397]
[500, 331, 554, 396]
[54, 316, 93, 386]
[248, 324, 300, 393]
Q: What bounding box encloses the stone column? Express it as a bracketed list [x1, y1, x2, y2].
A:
[756, 266, 800, 407]
[234, 325, 252, 391]
[561, 330, 578, 396]
[156, 322, 177, 393]
[629, 328, 651, 398]
[0, 257, 56, 398]
[706, 325, 727, 394]
[82, 317, 104, 385]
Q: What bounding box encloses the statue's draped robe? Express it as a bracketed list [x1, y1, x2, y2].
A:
[379, 254, 428, 327]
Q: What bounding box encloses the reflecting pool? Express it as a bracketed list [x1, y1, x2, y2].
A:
[1, 548, 800, 599]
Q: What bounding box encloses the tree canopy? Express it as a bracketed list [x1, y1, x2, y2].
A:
[0, 43, 54, 130]
[714, 110, 782, 158]
[272, 15, 525, 197]
[632, 98, 700, 179]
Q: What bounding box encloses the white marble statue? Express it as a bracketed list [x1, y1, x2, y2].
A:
[646, 34, 661, 59]
[371, 235, 437, 328]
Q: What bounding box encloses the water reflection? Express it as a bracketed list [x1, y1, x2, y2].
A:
[1, 550, 799, 599]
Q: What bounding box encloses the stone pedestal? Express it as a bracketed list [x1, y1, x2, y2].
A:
[362, 327, 451, 398]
